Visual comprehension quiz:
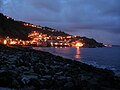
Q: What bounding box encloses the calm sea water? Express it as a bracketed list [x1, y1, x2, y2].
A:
[33, 47, 120, 76]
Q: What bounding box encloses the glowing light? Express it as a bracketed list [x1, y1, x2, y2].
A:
[66, 36, 72, 38]
[7, 16, 10, 19]
[75, 42, 83, 48]
[57, 37, 60, 39]
[51, 42, 53, 46]
[74, 35, 77, 37]
[4, 40, 7, 45]
[2, 30, 85, 47]
[60, 43, 63, 45]
[54, 43, 58, 45]
[64, 43, 68, 45]
[10, 41, 16, 45]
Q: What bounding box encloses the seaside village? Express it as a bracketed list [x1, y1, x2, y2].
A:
[0, 23, 84, 48]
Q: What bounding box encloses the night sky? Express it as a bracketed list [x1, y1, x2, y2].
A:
[0, 0, 120, 45]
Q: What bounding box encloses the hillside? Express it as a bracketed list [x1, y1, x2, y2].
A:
[0, 13, 69, 40]
[0, 13, 104, 47]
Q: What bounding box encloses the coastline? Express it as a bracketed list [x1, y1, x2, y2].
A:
[0, 45, 120, 90]
[33, 47, 120, 76]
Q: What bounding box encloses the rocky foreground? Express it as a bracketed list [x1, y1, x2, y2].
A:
[0, 45, 120, 90]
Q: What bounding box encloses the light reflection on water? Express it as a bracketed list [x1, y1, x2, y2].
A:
[75, 48, 81, 59]
[33, 47, 120, 76]
[33, 47, 81, 59]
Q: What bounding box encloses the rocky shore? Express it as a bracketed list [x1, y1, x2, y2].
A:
[0, 45, 120, 90]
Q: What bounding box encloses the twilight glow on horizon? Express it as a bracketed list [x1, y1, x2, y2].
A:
[0, 0, 120, 45]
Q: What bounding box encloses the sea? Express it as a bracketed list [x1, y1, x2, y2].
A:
[33, 47, 120, 76]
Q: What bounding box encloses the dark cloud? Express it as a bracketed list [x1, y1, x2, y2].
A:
[29, 0, 62, 12]
[63, 0, 120, 31]
[0, 0, 120, 44]
[0, 0, 2, 6]
[0, 0, 3, 11]
[66, 23, 120, 34]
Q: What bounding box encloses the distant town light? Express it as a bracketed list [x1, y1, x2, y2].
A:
[4, 40, 7, 45]
[54, 43, 58, 45]
[10, 41, 16, 45]
[2, 30, 85, 48]
[7, 16, 10, 19]
[75, 42, 83, 48]
[66, 36, 72, 39]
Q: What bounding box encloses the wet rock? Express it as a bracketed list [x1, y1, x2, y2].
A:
[27, 78, 41, 90]
[42, 75, 52, 80]
[0, 45, 119, 90]
[64, 82, 74, 90]
[81, 75, 91, 81]
[57, 76, 67, 80]
[0, 70, 20, 88]
[0, 70, 18, 78]
[55, 71, 64, 76]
